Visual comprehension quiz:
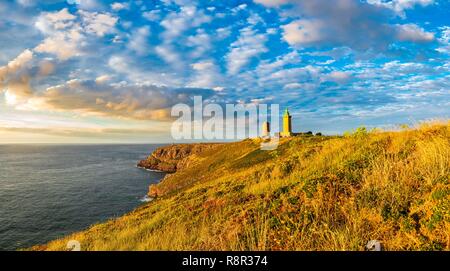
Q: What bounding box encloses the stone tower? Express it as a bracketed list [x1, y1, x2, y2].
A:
[262, 121, 270, 137]
[280, 108, 292, 137]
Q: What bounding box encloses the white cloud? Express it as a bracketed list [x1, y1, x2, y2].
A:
[108, 55, 181, 86]
[367, 0, 434, 17]
[257, 0, 434, 15]
[0, 49, 33, 80]
[111, 2, 129, 11]
[17, 0, 36, 7]
[282, 19, 326, 46]
[262, 65, 321, 85]
[186, 29, 211, 59]
[33, 8, 119, 60]
[226, 27, 268, 75]
[127, 26, 151, 56]
[322, 71, 352, 84]
[316, 59, 336, 65]
[253, 0, 289, 7]
[155, 44, 181, 67]
[70, 0, 102, 11]
[0, 49, 34, 102]
[395, 23, 434, 42]
[283, 83, 305, 90]
[142, 10, 161, 21]
[436, 26, 450, 54]
[35, 28, 84, 60]
[0, 50, 216, 121]
[38, 60, 55, 76]
[95, 75, 110, 84]
[18, 79, 214, 121]
[216, 27, 232, 40]
[160, 6, 212, 40]
[231, 3, 248, 13]
[191, 61, 214, 71]
[79, 10, 118, 37]
[382, 61, 431, 74]
[108, 55, 129, 74]
[256, 50, 301, 77]
[189, 61, 223, 88]
[247, 12, 265, 26]
[35, 8, 76, 34]
[34, 8, 82, 61]
[265, 0, 435, 50]
[266, 28, 277, 35]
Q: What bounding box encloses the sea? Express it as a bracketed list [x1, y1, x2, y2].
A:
[0, 144, 166, 251]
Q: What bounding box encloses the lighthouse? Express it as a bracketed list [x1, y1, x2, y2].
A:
[280, 108, 293, 137]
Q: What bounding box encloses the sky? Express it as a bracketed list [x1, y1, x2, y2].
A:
[0, 0, 449, 143]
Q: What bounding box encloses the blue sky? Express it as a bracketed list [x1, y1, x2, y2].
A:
[0, 0, 449, 143]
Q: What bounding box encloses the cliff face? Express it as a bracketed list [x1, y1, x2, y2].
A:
[138, 143, 223, 173]
[139, 143, 225, 197]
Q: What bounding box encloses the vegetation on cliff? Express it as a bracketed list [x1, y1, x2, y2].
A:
[35, 122, 449, 251]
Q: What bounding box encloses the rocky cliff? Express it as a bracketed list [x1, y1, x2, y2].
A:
[34, 122, 450, 251]
[138, 143, 223, 173]
[138, 143, 225, 197]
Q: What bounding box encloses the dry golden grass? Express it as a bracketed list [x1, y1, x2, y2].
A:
[33, 121, 449, 251]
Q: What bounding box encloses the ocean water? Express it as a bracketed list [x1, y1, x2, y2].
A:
[0, 144, 166, 251]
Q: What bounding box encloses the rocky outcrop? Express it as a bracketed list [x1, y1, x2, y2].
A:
[139, 143, 224, 198]
[138, 143, 222, 173]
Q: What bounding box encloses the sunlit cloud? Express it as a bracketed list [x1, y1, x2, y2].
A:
[0, 0, 448, 143]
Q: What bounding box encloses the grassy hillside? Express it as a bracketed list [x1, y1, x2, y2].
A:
[34, 122, 449, 251]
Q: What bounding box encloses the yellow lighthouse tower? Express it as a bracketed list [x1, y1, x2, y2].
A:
[280, 108, 293, 137]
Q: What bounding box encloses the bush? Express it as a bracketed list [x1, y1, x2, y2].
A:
[344, 126, 368, 138]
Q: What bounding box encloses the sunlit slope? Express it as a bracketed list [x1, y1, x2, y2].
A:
[35, 122, 449, 251]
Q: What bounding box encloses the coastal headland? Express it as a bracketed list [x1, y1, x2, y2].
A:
[32, 122, 449, 251]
